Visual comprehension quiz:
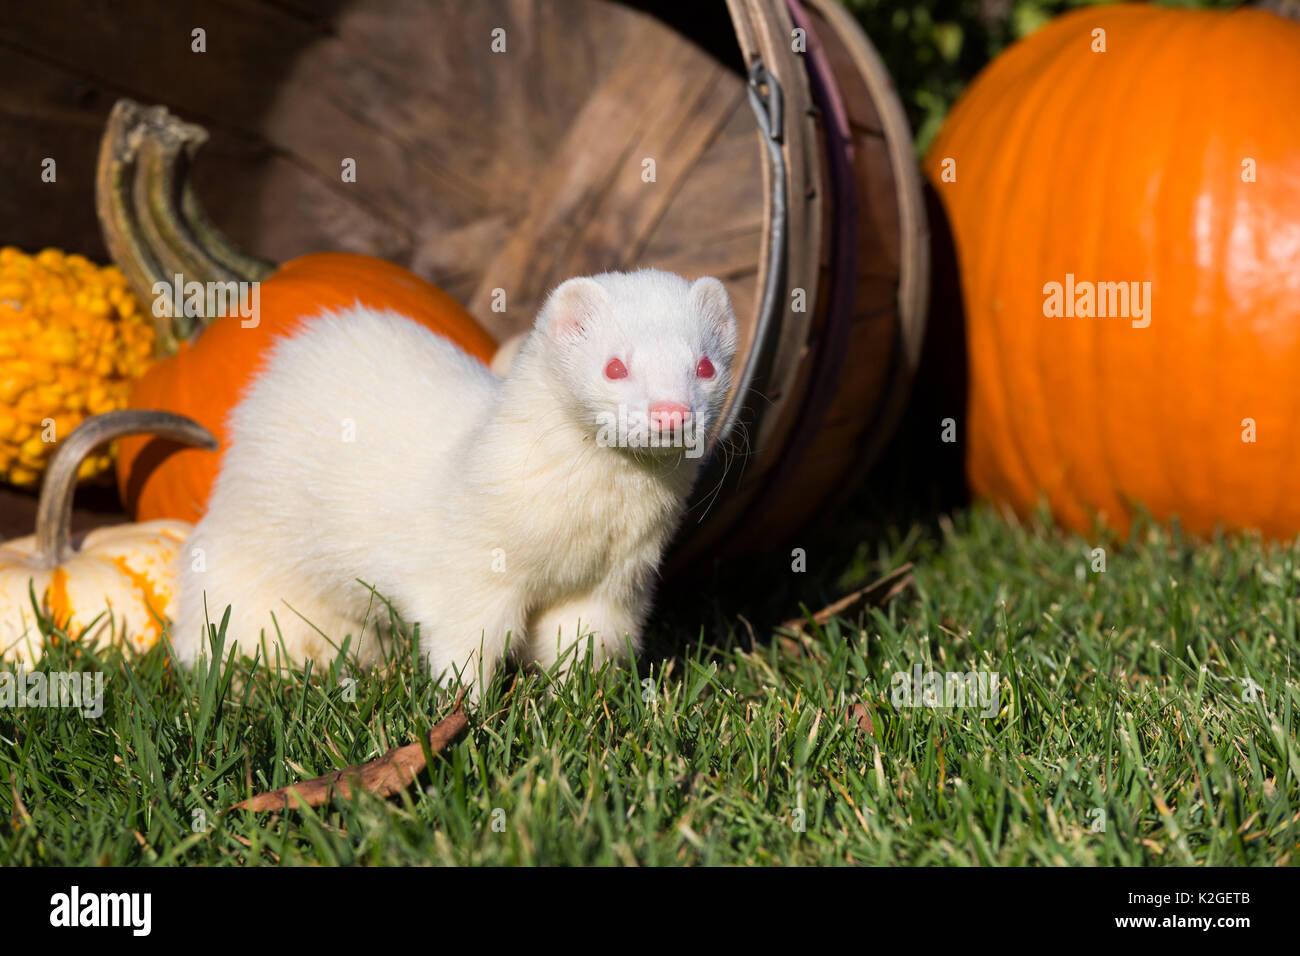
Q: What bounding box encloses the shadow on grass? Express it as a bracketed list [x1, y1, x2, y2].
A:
[650, 181, 970, 662]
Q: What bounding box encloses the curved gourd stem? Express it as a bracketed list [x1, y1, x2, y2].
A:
[95, 103, 171, 346]
[33, 411, 218, 569]
[131, 140, 227, 343]
[138, 137, 243, 333]
[95, 99, 274, 355]
[180, 166, 278, 280]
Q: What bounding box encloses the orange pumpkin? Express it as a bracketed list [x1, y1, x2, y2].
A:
[96, 100, 496, 522]
[117, 253, 495, 522]
[923, 4, 1300, 538]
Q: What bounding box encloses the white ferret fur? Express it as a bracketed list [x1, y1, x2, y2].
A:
[171, 269, 738, 696]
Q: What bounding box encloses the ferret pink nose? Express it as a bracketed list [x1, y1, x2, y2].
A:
[649, 401, 691, 429]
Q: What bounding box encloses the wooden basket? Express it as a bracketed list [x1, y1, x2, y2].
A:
[0, 0, 927, 561]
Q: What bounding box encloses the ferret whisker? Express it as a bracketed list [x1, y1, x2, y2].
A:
[688, 415, 756, 522]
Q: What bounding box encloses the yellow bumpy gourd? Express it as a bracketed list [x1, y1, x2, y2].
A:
[0, 247, 155, 486]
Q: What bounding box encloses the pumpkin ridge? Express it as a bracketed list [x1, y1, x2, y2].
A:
[46, 566, 71, 632]
[1177, 10, 1234, 536]
[963, 12, 1082, 518]
[1036, 11, 1125, 534]
[1135, 13, 1199, 534]
[1087, 7, 1184, 535]
[109, 556, 166, 643]
[1225, 13, 1300, 534]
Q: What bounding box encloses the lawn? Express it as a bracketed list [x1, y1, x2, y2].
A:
[3, 495, 1297, 866]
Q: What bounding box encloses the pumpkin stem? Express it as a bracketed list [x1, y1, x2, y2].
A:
[1255, 0, 1300, 20]
[34, 411, 218, 569]
[95, 99, 274, 355]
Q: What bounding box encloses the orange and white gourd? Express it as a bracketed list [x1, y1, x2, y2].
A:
[0, 411, 213, 664]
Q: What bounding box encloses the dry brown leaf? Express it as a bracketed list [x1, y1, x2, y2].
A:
[229, 694, 468, 812]
[847, 701, 875, 736]
[781, 563, 916, 638]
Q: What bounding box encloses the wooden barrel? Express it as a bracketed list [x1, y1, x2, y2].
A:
[0, 0, 927, 561]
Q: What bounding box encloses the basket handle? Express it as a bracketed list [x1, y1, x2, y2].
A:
[709, 59, 788, 462]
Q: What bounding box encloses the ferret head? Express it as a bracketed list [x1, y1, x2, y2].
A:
[532, 269, 739, 461]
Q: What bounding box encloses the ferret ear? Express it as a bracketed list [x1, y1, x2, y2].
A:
[690, 277, 738, 344]
[542, 277, 608, 343]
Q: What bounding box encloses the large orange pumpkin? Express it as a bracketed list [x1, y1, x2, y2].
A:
[924, 4, 1300, 538]
[96, 100, 496, 522]
[117, 253, 496, 522]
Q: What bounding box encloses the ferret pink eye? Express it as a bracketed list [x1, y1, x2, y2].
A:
[696, 357, 716, 379]
[605, 358, 628, 380]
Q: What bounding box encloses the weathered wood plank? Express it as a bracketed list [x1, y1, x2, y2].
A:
[464, 23, 744, 331]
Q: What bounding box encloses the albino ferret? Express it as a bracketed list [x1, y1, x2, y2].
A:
[171, 270, 738, 696]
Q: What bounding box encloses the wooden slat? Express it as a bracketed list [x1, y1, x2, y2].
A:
[801, 0, 929, 497]
[641, 100, 764, 369]
[742, 0, 824, 455]
[465, 24, 747, 335]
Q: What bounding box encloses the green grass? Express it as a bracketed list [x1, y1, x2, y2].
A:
[2, 504, 1298, 865]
